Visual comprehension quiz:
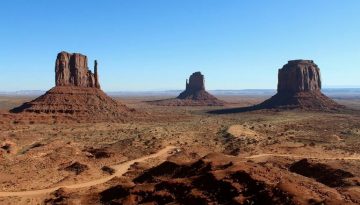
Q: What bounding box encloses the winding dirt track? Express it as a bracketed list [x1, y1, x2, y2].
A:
[1, 147, 360, 198]
[0, 146, 176, 197]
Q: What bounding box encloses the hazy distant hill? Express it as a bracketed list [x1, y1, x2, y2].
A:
[1, 88, 360, 99]
[0, 90, 45, 96]
[108, 89, 360, 99]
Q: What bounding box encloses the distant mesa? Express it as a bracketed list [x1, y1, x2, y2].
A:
[177, 71, 206, 99]
[210, 60, 343, 114]
[278, 60, 322, 93]
[258, 60, 342, 110]
[10, 51, 133, 122]
[149, 71, 225, 106]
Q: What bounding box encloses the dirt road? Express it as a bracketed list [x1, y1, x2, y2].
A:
[0, 145, 176, 197]
[1, 147, 359, 198]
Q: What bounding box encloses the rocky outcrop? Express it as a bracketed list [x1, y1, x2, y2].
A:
[10, 86, 132, 118]
[55, 52, 100, 88]
[258, 60, 342, 110]
[149, 72, 225, 106]
[186, 71, 205, 92]
[95, 153, 350, 205]
[10, 51, 133, 122]
[178, 72, 206, 99]
[278, 60, 321, 93]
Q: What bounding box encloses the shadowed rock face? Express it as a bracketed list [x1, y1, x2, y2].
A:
[257, 60, 342, 110]
[55, 51, 100, 88]
[278, 60, 321, 93]
[185, 71, 205, 92]
[177, 72, 218, 101]
[149, 71, 224, 106]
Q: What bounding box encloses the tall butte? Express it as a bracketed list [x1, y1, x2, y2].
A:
[150, 72, 224, 106]
[258, 60, 342, 110]
[177, 71, 206, 99]
[11, 51, 133, 122]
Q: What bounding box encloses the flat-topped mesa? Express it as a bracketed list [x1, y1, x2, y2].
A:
[55, 51, 100, 88]
[185, 71, 205, 92]
[278, 60, 321, 93]
[256, 60, 342, 110]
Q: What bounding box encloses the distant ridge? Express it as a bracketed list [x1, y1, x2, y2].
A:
[2, 88, 360, 98]
[0, 90, 46, 96]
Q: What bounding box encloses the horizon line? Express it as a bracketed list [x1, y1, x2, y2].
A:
[2, 86, 360, 93]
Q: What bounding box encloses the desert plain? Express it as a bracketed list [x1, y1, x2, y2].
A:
[0, 94, 360, 204]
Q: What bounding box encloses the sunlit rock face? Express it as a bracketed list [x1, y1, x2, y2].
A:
[10, 51, 133, 122]
[277, 60, 321, 94]
[55, 51, 100, 88]
[256, 60, 342, 110]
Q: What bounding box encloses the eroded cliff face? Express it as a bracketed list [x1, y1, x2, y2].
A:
[176, 72, 223, 105]
[185, 71, 205, 92]
[257, 60, 342, 110]
[147, 71, 224, 106]
[178, 71, 209, 100]
[55, 52, 100, 88]
[10, 51, 133, 121]
[278, 60, 321, 93]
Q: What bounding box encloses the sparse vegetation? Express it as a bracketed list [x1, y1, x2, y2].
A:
[1, 95, 360, 204]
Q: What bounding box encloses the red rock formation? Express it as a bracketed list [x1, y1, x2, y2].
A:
[149, 72, 225, 106]
[178, 72, 206, 99]
[55, 52, 100, 88]
[186, 71, 205, 92]
[278, 60, 321, 93]
[10, 51, 133, 122]
[259, 60, 342, 110]
[95, 153, 351, 204]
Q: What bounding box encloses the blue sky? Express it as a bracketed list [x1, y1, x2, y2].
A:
[0, 0, 359, 91]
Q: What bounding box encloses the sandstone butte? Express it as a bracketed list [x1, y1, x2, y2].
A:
[257, 60, 342, 110]
[55, 51, 100, 88]
[10, 51, 133, 122]
[149, 72, 225, 106]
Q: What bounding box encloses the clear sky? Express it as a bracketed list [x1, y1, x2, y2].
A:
[0, 0, 359, 91]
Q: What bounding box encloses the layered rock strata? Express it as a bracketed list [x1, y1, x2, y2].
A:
[258, 60, 342, 110]
[55, 51, 100, 88]
[10, 51, 132, 122]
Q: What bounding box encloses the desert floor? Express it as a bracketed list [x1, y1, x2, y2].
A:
[0, 95, 360, 204]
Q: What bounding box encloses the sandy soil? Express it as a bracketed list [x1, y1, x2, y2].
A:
[0, 95, 360, 204]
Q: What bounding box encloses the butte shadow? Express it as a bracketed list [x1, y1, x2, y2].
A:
[147, 72, 226, 106]
[209, 60, 343, 114]
[10, 51, 134, 122]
